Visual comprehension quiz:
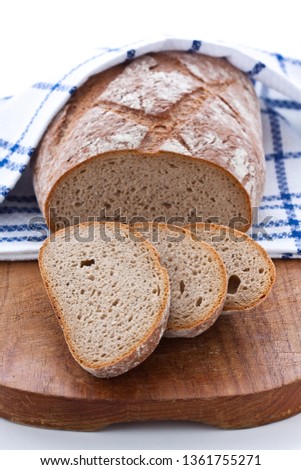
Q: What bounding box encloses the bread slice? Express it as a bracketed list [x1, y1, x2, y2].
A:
[186, 223, 276, 311]
[134, 223, 227, 337]
[38, 222, 170, 378]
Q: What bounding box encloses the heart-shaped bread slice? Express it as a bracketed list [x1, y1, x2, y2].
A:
[39, 222, 170, 378]
[185, 223, 276, 311]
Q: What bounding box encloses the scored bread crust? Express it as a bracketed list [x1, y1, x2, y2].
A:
[38, 222, 171, 378]
[186, 222, 276, 311]
[32, 52, 265, 232]
[134, 222, 228, 338]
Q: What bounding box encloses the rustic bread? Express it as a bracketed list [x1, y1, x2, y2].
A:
[32, 52, 265, 232]
[38, 222, 170, 378]
[186, 223, 276, 311]
[134, 223, 227, 337]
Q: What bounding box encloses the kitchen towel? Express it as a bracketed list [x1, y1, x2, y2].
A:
[1, 34, 301, 260]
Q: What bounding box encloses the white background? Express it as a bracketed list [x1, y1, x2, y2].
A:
[1, 0, 301, 450]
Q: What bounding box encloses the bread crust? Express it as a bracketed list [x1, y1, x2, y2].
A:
[38, 222, 171, 378]
[186, 222, 276, 311]
[32, 52, 265, 232]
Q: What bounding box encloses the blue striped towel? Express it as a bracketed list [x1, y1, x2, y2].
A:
[1, 35, 301, 260]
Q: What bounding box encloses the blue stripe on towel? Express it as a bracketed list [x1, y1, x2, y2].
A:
[268, 110, 301, 253]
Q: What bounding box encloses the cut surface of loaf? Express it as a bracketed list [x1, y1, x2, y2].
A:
[134, 223, 227, 337]
[46, 151, 250, 232]
[33, 52, 265, 232]
[186, 223, 276, 311]
[38, 222, 170, 378]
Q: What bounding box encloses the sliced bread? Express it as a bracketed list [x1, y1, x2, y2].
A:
[134, 223, 227, 337]
[186, 223, 276, 311]
[38, 222, 170, 378]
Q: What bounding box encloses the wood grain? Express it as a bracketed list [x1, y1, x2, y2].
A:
[1, 260, 301, 430]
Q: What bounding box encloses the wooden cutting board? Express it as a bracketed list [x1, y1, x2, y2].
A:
[1, 259, 301, 430]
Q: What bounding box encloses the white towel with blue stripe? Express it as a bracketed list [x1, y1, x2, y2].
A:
[1, 34, 301, 260]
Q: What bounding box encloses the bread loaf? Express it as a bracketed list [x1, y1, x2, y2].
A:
[39, 222, 170, 378]
[186, 223, 276, 311]
[135, 223, 227, 337]
[33, 52, 265, 232]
